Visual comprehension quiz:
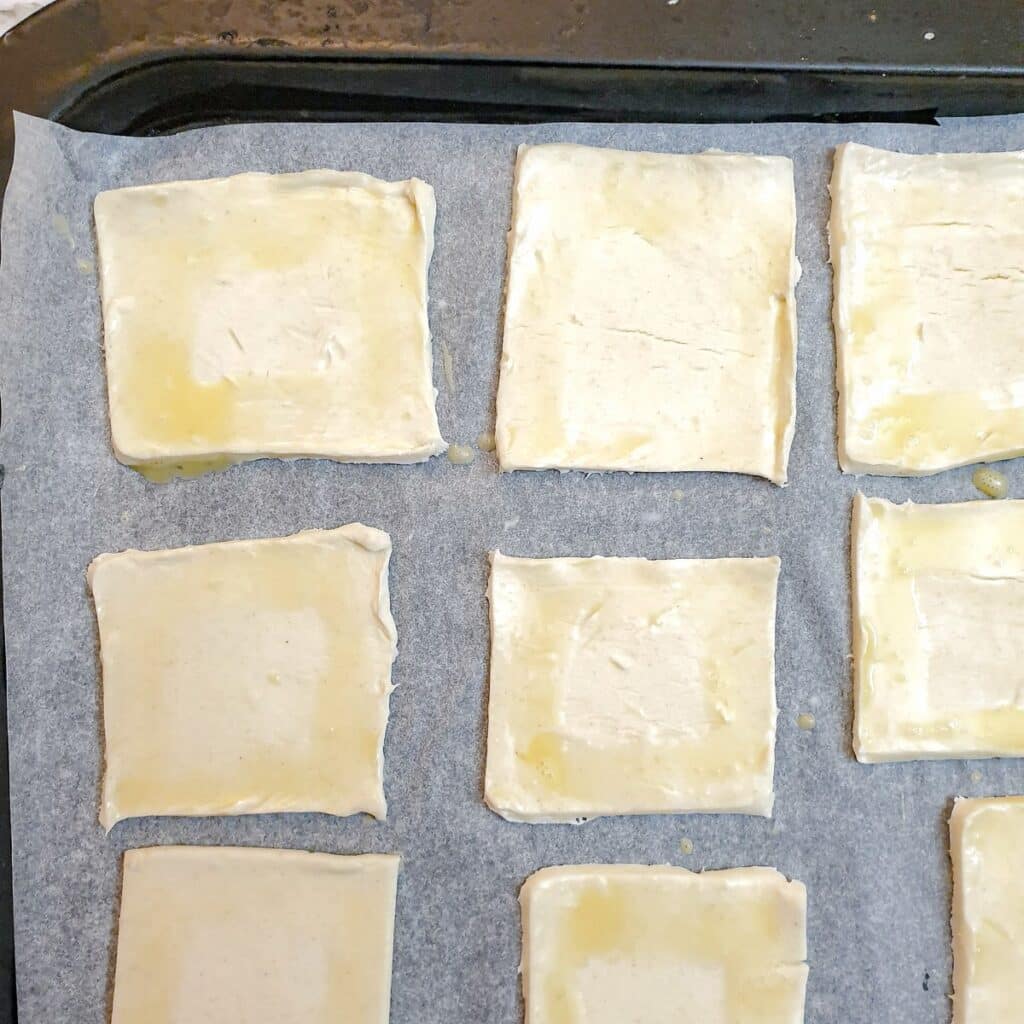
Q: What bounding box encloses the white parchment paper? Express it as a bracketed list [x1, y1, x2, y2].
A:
[2, 112, 1024, 1023]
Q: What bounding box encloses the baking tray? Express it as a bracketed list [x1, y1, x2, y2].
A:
[0, 2, 1021, 1021]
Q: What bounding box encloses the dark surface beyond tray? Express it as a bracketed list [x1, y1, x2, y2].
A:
[0, 1, 1022, 1021]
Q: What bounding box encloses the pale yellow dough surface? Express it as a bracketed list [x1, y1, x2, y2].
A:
[485, 553, 779, 821]
[95, 170, 444, 479]
[495, 144, 798, 483]
[110, 846, 398, 1024]
[831, 142, 1024, 476]
[950, 797, 1024, 1024]
[520, 864, 807, 1024]
[91, 523, 397, 828]
[852, 495, 1024, 761]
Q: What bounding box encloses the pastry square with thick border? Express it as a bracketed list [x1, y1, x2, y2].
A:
[111, 846, 398, 1024]
[520, 864, 807, 1024]
[950, 797, 1024, 1024]
[91, 523, 397, 828]
[495, 144, 798, 483]
[831, 143, 1024, 475]
[485, 552, 779, 821]
[852, 494, 1024, 761]
[95, 170, 444, 480]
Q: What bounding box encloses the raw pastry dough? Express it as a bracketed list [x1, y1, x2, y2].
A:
[831, 142, 1024, 475]
[520, 864, 807, 1024]
[94, 170, 444, 480]
[852, 494, 1024, 761]
[485, 552, 779, 821]
[950, 797, 1024, 1024]
[91, 523, 397, 828]
[110, 846, 398, 1024]
[495, 144, 798, 483]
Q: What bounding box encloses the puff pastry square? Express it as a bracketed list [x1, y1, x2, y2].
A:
[950, 797, 1024, 1024]
[521, 864, 807, 1024]
[831, 143, 1024, 475]
[852, 494, 1024, 761]
[91, 523, 397, 828]
[484, 552, 779, 821]
[111, 847, 398, 1024]
[95, 170, 444, 480]
[495, 144, 798, 483]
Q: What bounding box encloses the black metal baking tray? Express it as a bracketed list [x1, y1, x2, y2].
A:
[0, 1, 1021, 1020]
[3, 0, 1024, 200]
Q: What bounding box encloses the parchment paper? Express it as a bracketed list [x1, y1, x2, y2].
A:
[2, 111, 1024, 1024]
